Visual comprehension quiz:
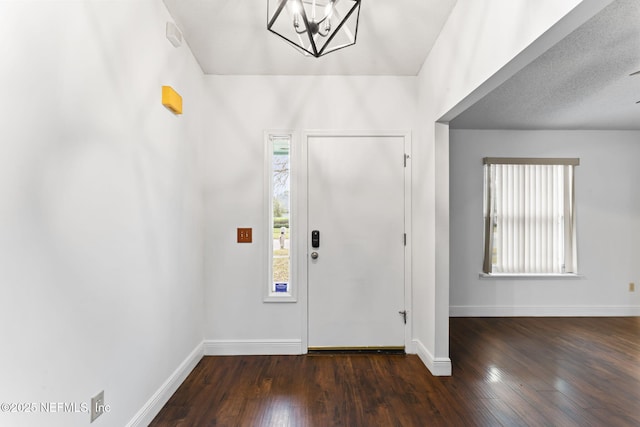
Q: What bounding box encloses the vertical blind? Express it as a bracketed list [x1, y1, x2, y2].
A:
[483, 158, 579, 275]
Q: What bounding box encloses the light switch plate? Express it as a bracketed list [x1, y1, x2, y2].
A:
[237, 228, 252, 243]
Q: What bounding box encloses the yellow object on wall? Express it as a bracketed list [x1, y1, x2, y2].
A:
[162, 85, 182, 115]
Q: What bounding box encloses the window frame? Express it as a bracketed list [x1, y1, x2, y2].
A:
[264, 131, 297, 302]
[481, 157, 579, 277]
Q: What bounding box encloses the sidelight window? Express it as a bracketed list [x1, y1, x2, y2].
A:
[265, 132, 296, 301]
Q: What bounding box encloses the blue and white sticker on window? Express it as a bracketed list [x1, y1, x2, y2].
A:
[274, 282, 288, 293]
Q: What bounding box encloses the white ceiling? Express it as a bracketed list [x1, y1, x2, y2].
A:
[162, 0, 458, 76]
[164, 0, 640, 130]
[451, 0, 640, 130]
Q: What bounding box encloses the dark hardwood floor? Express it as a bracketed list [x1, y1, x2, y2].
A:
[150, 317, 640, 426]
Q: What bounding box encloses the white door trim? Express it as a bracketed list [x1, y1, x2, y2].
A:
[298, 130, 412, 353]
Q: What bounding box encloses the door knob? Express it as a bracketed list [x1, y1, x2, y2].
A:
[310, 252, 319, 260]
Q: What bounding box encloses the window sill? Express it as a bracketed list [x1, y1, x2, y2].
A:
[264, 294, 297, 303]
[479, 273, 584, 280]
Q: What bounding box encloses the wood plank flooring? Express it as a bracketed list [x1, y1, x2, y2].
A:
[150, 317, 640, 426]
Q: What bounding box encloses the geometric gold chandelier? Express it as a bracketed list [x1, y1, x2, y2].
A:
[267, 0, 361, 58]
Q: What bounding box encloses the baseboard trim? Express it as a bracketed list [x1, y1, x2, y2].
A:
[126, 341, 204, 427]
[204, 339, 303, 356]
[450, 305, 640, 317]
[413, 339, 451, 376]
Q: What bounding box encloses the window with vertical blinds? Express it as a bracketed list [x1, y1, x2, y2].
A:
[482, 158, 579, 275]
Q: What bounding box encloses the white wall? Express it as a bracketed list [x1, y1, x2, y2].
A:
[450, 130, 640, 316]
[0, 2, 205, 426]
[1, 5, 620, 421]
[413, 0, 612, 374]
[202, 76, 416, 351]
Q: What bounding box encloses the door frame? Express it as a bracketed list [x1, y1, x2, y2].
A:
[298, 130, 413, 353]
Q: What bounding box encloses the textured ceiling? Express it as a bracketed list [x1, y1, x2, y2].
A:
[451, 0, 640, 130]
[164, 0, 640, 129]
[162, 0, 458, 76]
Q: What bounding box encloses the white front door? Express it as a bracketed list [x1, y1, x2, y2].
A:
[307, 134, 406, 349]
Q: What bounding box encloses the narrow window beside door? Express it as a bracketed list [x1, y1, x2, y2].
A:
[265, 133, 295, 301]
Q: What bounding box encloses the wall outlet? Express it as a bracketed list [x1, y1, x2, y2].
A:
[90, 390, 105, 423]
[630, 282, 636, 292]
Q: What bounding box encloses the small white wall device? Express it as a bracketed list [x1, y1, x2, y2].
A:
[166, 21, 182, 48]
